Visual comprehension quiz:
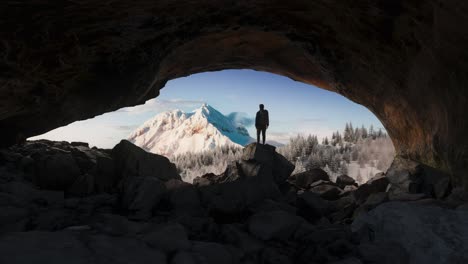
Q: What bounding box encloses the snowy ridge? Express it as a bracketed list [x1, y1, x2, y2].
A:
[128, 104, 252, 157]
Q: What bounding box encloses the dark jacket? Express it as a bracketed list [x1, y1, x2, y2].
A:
[255, 109, 269, 128]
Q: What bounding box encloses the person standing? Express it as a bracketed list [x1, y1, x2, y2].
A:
[255, 104, 269, 145]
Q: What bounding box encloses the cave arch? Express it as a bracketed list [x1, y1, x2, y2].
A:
[1, 1, 468, 187]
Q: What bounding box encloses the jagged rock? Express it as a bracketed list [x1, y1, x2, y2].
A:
[248, 210, 303, 240]
[222, 161, 242, 182]
[309, 184, 342, 200]
[336, 175, 357, 189]
[143, 223, 190, 253]
[352, 202, 468, 264]
[88, 235, 167, 264]
[112, 140, 180, 181]
[353, 173, 389, 204]
[32, 208, 73, 231]
[193, 174, 212, 186]
[292, 169, 330, 189]
[119, 176, 166, 220]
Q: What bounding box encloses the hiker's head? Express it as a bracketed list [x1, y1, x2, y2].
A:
[259, 104, 264, 110]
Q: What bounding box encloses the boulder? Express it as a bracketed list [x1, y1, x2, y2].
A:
[143, 223, 190, 253]
[353, 173, 389, 204]
[309, 184, 342, 200]
[336, 175, 357, 189]
[165, 180, 202, 216]
[292, 169, 330, 189]
[248, 210, 303, 240]
[112, 140, 180, 181]
[94, 155, 117, 193]
[296, 192, 330, 222]
[353, 192, 388, 218]
[241, 143, 294, 184]
[198, 175, 281, 215]
[119, 176, 166, 220]
[386, 157, 451, 198]
[242, 143, 276, 165]
[352, 202, 468, 264]
[34, 152, 81, 190]
[222, 161, 242, 182]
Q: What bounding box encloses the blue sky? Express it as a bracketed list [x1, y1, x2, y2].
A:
[31, 69, 385, 148]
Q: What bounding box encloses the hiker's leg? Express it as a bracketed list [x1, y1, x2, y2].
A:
[262, 128, 266, 144]
[256, 128, 260, 144]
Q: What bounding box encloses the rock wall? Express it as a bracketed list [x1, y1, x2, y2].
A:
[1, 1, 468, 187]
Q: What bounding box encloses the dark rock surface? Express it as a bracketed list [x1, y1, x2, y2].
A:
[0, 140, 467, 263]
[292, 168, 330, 189]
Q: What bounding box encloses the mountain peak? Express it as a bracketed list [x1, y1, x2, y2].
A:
[128, 104, 253, 157]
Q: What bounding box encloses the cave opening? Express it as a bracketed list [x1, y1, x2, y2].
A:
[29, 69, 395, 185]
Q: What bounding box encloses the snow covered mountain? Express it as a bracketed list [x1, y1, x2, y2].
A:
[128, 104, 252, 157]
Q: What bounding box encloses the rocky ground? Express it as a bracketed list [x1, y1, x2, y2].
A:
[0, 140, 467, 264]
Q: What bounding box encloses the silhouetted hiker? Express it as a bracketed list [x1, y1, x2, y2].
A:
[255, 104, 269, 145]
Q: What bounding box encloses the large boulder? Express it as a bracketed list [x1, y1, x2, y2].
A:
[386, 157, 451, 199]
[198, 175, 281, 215]
[309, 184, 343, 201]
[353, 173, 389, 204]
[112, 140, 180, 181]
[336, 175, 357, 189]
[119, 176, 167, 220]
[292, 169, 330, 189]
[241, 143, 294, 184]
[352, 202, 468, 264]
[34, 152, 81, 190]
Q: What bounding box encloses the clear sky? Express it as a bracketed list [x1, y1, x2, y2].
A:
[30, 69, 385, 148]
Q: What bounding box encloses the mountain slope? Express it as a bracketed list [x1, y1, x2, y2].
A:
[128, 104, 252, 156]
